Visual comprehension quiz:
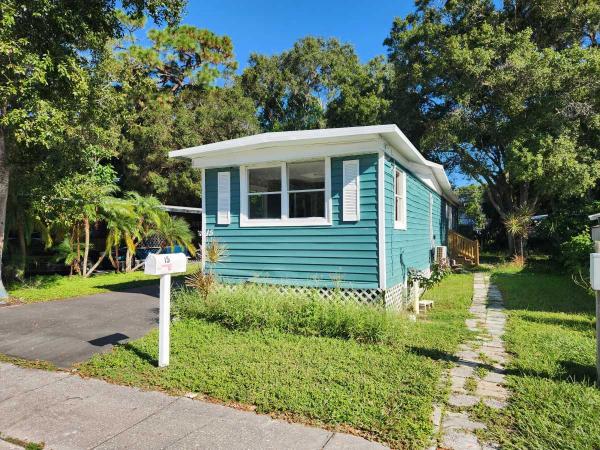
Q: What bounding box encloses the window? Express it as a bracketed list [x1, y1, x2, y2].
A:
[248, 166, 282, 219]
[394, 168, 407, 229]
[241, 159, 331, 226]
[446, 204, 453, 230]
[288, 160, 325, 219]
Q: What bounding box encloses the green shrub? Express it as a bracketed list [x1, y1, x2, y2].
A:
[408, 262, 451, 290]
[559, 230, 593, 275]
[172, 284, 409, 344]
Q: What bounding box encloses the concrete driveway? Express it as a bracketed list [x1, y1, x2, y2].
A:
[0, 286, 159, 367]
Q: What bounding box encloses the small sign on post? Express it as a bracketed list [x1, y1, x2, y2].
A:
[145, 253, 187, 367]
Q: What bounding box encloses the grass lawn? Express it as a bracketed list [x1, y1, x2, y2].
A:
[7, 264, 198, 303]
[78, 273, 474, 449]
[476, 263, 600, 449]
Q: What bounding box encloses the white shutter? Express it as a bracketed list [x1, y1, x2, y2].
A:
[342, 159, 360, 222]
[217, 171, 230, 225]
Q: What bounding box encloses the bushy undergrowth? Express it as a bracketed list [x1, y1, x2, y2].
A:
[559, 230, 593, 275]
[172, 284, 409, 344]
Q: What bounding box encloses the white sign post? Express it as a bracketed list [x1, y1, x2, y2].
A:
[590, 222, 600, 387]
[145, 253, 187, 367]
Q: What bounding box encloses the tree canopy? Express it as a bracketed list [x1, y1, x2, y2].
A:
[241, 37, 390, 131]
[384, 0, 600, 249]
[0, 0, 186, 295]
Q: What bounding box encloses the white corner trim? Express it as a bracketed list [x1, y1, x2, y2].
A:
[239, 158, 333, 228]
[325, 156, 332, 224]
[377, 151, 386, 290]
[201, 168, 207, 272]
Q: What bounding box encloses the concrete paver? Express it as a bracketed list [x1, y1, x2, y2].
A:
[430, 273, 510, 450]
[0, 363, 384, 450]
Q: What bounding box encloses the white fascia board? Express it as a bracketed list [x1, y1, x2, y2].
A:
[191, 139, 385, 169]
[170, 125, 397, 159]
[384, 144, 442, 195]
[382, 135, 459, 205]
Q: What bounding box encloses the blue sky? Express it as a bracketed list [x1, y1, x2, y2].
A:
[147, 1, 413, 71]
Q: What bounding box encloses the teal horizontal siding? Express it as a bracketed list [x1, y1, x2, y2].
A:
[385, 155, 450, 287]
[216, 277, 377, 289]
[204, 153, 380, 289]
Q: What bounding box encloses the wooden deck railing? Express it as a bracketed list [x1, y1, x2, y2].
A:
[448, 230, 480, 266]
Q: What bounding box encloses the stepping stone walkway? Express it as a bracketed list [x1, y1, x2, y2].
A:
[430, 273, 509, 450]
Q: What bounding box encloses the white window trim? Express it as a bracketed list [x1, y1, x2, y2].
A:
[239, 158, 332, 227]
[393, 167, 407, 230]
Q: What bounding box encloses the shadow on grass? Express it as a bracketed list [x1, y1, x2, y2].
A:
[409, 345, 597, 385]
[520, 313, 595, 333]
[7, 274, 64, 290]
[407, 346, 459, 363]
[514, 360, 598, 386]
[557, 360, 598, 384]
[118, 342, 158, 367]
[490, 271, 594, 315]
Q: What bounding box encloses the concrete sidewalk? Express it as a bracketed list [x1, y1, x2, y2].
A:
[0, 363, 387, 450]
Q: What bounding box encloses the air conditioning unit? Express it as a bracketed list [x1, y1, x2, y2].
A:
[435, 246, 447, 263]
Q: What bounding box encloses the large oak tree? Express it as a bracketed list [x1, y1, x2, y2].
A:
[385, 0, 600, 251]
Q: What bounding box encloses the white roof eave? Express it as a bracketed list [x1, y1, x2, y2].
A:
[169, 124, 459, 205]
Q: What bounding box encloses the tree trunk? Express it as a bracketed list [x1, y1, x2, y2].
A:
[82, 217, 90, 277]
[520, 235, 525, 259]
[0, 126, 9, 299]
[17, 219, 26, 278]
[85, 251, 107, 278]
[507, 232, 515, 255]
[126, 249, 133, 273]
[75, 226, 81, 275]
[114, 245, 120, 272]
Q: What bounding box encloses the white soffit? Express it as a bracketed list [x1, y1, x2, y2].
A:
[169, 124, 459, 204]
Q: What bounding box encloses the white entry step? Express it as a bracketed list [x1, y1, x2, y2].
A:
[419, 300, 434, 312]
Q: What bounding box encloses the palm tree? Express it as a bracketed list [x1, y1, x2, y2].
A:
[83, 196, 134, 277]
[504, 206, 533, 263]
[103, 198, 137, 273]
[121, 192, 165, 272]
[154, 215, 196, 256]
[79, 183, 120, 277]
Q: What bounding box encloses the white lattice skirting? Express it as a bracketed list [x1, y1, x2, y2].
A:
[214, 282, 413, 310]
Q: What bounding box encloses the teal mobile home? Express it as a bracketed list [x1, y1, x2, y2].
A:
[170, 125, 459, 307]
